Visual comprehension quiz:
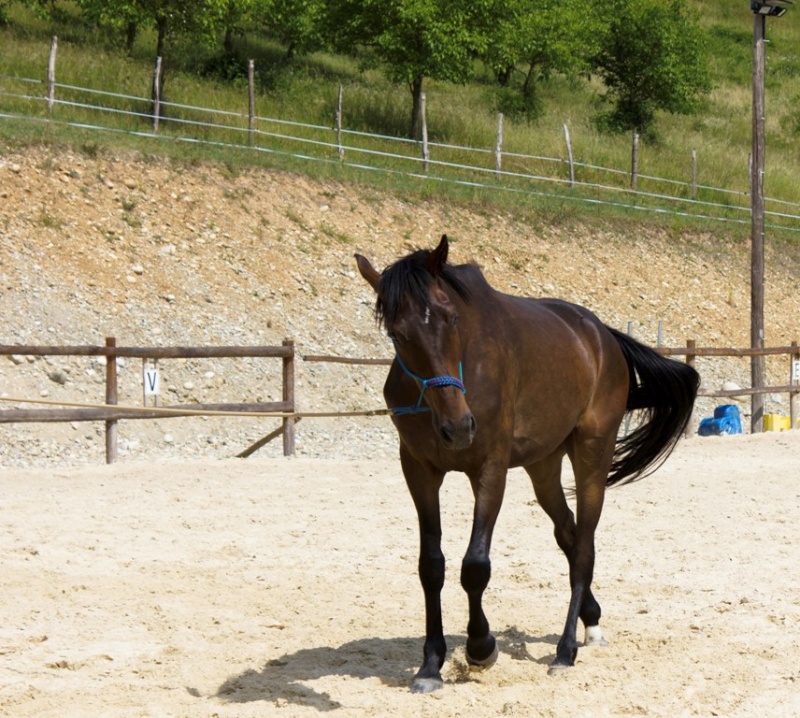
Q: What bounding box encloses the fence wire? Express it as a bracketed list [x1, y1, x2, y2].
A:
[2, 72, 799, 232]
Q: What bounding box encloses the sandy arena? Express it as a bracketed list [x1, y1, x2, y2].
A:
[1, 431, 799, 717]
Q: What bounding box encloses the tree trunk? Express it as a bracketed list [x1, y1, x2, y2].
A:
[224, 27, 234, 55]
[155, 15, 167, 59]
[409, 75, 424, 140]
[125, 21, 137, 54]
[496, 66, 514, 87]
[522, 60, 536, 97]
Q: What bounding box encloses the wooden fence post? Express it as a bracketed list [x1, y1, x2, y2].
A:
[684, 338, 696, 437]
[421, 93, 429, 173]
[791, 340, 799, 430]
[495, 112, 503, 179]
[563, 122, 575, 188]
[47, 35, 57, 116]
[152, 56, 162, 132]
[282, 338, 295, 456]
[631, 131, 639, 191]
[105, 337, 118, 464]
[248, 59, 255, 145]
[336, 84, 344, 160]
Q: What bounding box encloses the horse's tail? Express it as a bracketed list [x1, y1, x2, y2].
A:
[606, 327, 700, 486]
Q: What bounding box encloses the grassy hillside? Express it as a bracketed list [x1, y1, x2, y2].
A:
[1, 1, 799, 234]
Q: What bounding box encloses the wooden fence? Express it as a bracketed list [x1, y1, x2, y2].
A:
[307, 340, 800, 433]
[658, 340, 799, 431]
[1, 338, 798, 466]
[0, 337, 296, 462]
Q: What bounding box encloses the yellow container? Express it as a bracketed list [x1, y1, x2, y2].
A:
[764, 414, 791, 431]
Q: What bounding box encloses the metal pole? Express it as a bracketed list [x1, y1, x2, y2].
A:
[751, 12, 766, 433]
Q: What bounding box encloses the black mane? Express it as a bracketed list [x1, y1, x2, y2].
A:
[375, 249, 472, 328]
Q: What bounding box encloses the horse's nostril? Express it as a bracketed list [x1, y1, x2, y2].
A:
[438, 415, 475, 449]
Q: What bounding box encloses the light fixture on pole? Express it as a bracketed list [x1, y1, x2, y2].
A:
[749, 0, 790, 432]
[751, 0, 792, 16]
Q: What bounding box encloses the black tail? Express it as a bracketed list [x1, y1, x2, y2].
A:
[607, 327, 700, 486]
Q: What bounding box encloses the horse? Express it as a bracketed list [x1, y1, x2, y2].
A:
[355, 235, 699, 693]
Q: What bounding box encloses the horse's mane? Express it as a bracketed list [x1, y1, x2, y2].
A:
[375, 249, 474, 328]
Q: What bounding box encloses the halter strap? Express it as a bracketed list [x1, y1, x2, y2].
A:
[390, 343, 466, 416]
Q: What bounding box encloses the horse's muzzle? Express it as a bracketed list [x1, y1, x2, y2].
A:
[437, 412, 477, 450]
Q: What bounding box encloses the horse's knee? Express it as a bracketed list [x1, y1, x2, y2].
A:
[419, 553, 445, 593]
[553, 513, 577, 555]
[460, 553, 491, 594]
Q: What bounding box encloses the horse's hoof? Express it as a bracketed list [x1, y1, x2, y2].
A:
[584, 625, 608, 647]
[411, 676, 444, 694]
[467, 642, 499, 672]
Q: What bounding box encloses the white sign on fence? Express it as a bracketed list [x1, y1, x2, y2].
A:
[144, 368, 161, 396]
[793, 360, 800, 383]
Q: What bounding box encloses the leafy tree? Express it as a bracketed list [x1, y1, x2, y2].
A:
[77, 0, 204, 58]
[208, 0, 257, 54]
[325, 0, 493, 139]
[590, 0, 711, 136]
[252, 0, 324, 60]
[482, 0, 599, 120]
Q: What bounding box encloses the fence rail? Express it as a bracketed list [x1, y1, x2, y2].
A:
[661, 341, 800, 431]
[2, 36, 800, 233]
[1, 338, 798, 466]
[0, 337, 297, 462]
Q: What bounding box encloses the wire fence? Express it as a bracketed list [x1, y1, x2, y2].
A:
[2, 65, 800, 233]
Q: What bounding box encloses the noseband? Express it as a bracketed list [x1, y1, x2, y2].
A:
[390, 343, 466, 416]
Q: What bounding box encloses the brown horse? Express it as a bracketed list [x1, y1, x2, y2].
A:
[355, 235, 698, 693]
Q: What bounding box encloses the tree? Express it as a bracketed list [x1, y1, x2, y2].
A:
[252, 0, 324, 60]
[482, 0, 599, 119]
[591, 0, 711, 136]
[326, 0, 493, 139]
[77, 0, 204, 58]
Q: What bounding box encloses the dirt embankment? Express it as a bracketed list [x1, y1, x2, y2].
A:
[1, 146, 799, 464]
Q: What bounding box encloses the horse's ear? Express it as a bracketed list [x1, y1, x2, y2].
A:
[354, 253, 381, 293]
[427, 234, 449, 277]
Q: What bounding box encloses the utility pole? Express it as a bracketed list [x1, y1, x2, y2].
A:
[748, 0, 792, 433]
[750, 10, 766, 433]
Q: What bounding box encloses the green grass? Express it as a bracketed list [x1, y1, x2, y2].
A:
[1, 0, 799, 239]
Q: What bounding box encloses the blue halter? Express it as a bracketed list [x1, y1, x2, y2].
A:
[390, 344, 466, 416]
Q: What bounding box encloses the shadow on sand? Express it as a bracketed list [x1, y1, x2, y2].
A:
[207, 627, 559, 710]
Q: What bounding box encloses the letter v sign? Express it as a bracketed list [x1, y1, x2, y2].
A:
[144, 368, 161, 396]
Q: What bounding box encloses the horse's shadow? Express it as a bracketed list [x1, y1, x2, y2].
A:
[206, 628, 559, 709]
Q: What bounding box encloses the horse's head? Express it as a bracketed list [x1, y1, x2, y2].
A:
[355, 235, 477, 450]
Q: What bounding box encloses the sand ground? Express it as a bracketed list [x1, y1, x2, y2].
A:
[1, 431, 799, 717]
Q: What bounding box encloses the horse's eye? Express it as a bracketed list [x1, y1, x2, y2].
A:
[450, 315, 459, 328]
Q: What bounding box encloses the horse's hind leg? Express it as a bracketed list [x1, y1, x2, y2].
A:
[525, 448, 609, 671]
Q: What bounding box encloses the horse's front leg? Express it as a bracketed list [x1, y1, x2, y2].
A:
[400, 447, 447, 693]
[462, 460, 508, 669]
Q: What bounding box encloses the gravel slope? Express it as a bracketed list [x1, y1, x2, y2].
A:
[1, 146, 799, 465]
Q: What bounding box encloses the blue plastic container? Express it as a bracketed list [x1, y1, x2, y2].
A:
[698, 404, 742, 436]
